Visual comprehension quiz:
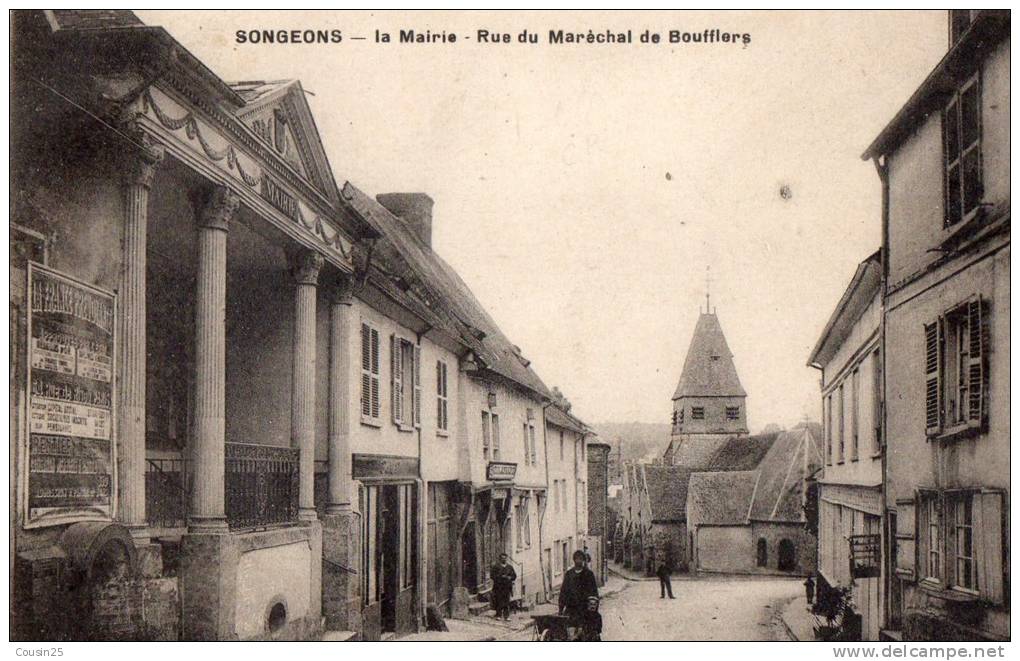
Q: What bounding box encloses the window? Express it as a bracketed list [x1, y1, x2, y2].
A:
[872, 349, 883, 455]
[361, 323, 381, 422]
[515, 497, 531, 549]
[756, 538, 768, 567]
[951, 494, 976, 591]
[491, 413, 500, 461]
[529, 424, 537, 465]
[837, 384, 845, 462]
[522, 423, 530, 465]
[559, 431, 564, 460]
[915, 489, 1003, 600]
[922, 492, 943, 582]
[561, 540, 570, 575]
[925, 297, 987, 437]
[391, 336, 420, 428]
[481, 411, 491, 461]
[850, 368, 860, 461]
[726, 406, 740, 421]
[824, 395, 832, 465]
[436, 360, 449, 433]
[691, 406, 704, 420]
[943, 73, 982, 228]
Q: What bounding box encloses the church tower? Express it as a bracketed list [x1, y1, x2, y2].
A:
[664, 307, 748, 468]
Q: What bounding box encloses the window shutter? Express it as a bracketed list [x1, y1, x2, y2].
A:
[895, 499, 916, 580]
[361, 323, 372, 417]
[924, 320, 943, 436]
[967, 297, 988, 428]
[391, 335, 403, 424]
[370, 328, 380, 418]
[529, 425, 537, 464]
[973, 490, 1004, 604]
[412, 345, 422, 428]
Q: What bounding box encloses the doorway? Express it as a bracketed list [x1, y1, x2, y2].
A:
[461, 525, 478, 592]
[778, 539, 796, 571]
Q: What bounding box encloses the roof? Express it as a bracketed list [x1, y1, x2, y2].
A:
[862, 10, 1009, 160]
[545, 404, 588, 435]
[807, 250, 881, 369]
[704, 433, 777, 471]
[686, 471, 758, 526]
[642, 465, 694, 522]
[46, 10, 144, 30]
[342, 182, 552, 400]
[747, 425, 824, 522]
[673, 312, 746, 399]
[228, 79, 294, 104]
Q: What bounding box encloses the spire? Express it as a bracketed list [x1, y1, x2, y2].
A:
[705, 266, 711, 313]
[672, 312, 746, 399]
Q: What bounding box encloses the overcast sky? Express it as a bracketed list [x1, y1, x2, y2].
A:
[141, 10, 947, 431]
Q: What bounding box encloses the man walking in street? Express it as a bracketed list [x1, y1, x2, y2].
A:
[559, 550, 600, 628]
[490, 553, 517, 621]
[656, 560, 675, 599]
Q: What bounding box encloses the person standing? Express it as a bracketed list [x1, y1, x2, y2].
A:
[559, 550, 599, 625]
[490, 553, 517, 621]
[656, 560, 675, 599]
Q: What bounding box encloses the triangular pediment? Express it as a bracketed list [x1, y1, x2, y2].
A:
[231, 80, 339, 205]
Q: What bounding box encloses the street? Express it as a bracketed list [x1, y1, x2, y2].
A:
[600, 575, 802, 641]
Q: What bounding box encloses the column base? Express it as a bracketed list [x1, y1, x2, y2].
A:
[323, 502, 352, 516]
[298, 508, 319, 522]
[321, 511, 362, 634]
[188, 517, 230, 535]
[179, 531, 239, 641]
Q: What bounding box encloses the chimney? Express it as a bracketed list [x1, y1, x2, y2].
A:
[376, 192, 434, 247]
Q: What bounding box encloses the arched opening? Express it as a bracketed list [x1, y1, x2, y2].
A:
[756, 538, 768, 567]
[267, 601, 287, 633]
[778, 539, 796, 571]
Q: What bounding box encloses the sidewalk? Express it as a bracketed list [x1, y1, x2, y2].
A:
[779, 595, 818, 641]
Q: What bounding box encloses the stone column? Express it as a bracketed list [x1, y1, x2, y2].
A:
[189, 186, 239, 533]
[291, 249, 324, 521]
[326, 275, 355, 514]
[118, 134, 164, 542]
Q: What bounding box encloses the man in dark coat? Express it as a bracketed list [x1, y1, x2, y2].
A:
[490, 553, 516, 621]
[559, 550, 599, 626]
[656, 560, 675, 599]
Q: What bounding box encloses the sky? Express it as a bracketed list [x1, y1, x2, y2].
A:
[140, 10, 948, 431]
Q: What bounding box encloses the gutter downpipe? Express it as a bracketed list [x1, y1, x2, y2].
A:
[538, 399, 554, 603]
[872, 154, 891, 632]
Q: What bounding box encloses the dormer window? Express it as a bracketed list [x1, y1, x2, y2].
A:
[943, 72, 982, 228]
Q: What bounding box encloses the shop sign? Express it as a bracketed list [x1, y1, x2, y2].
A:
[25, 263, 116, 527]
[849, 533, 881, 578]
[486, 461, 517, 482]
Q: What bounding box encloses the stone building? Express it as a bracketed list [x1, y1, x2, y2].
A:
[808, 250, 884, 640]
[586, 442, 612, 585]
[686, 425, 822, 577]
[861, 9, 1009, 642]
[663, 308, 749, 468]
[10, 10, 594, 642]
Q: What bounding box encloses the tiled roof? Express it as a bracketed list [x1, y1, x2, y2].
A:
[545, 404, 587, 434]
[686, 471, 758, 526]
[704, 433, 777, 471]
[748, 425, 824, 522]
[642, 465, 694, 522]
[673, 313, 746, 399]
[342, 182, 551, 400]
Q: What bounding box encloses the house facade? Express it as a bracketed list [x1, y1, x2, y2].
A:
[861, 10, 1009, 641]
[808, 250, 884, 640]
[10, 10, 594, 642]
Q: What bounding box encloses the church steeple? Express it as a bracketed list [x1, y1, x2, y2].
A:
[672, 311, 746, 400]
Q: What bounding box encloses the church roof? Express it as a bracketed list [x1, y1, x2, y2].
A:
[747, 424, 824, 523]
[686, 471, 758, 526]
[704, 433, 778, 471]
[642, 465, 694, 523]
[672, 312, 746, 399]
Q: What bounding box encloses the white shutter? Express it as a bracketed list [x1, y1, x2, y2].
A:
[391, 335, 403, 424]
[412, 345, 421, 428]
[895, 498, 917, 580]
[361, 323, 372, 417]
[370, 328, 380, 418]
[973, 490, 1004, 604]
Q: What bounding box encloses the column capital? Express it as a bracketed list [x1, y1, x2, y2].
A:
[122, 128, 165, 190]
[291, 249, 325, 287]
[329, 274, 356, 306]
[198, 186, 240, 232]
